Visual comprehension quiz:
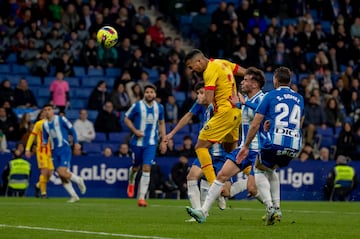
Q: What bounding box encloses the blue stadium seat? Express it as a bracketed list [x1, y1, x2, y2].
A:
[65, 109, 79, 122]
[82, 142, 102, 156]
[11, 64, 30, 74]
[6, 53, 17, 63]
[319, 136, 335, 148]
[316, 127, 334, 137]
[0, 64, 11, 73]
[173, 91, 186, 107]
[37, 97, 50, 107]
[321, 20, 332, 34]
[25, 76, 42, 86]
[179, 15, 193, 38]
[70, 99, 87, 109]
[94, 132, 108, 142]
[264, 72, 273, 82]
[108, 132, 131, 144]
[66, 77, 80, 87]
[105, 68, 122, 77]
[5, 74, 21, 86]
[37, 87, 50, 98]
[282, 18, 298, 26]
[82, 76, 105, 88]
[190, 123, 201, 134]
[263, 82, 274, 92]
[87, 110, 98, 122]
[74, 66, 86, 77]
[143, 67, 159, 82]
[102, 143, 119, 152]
[75, 88, 93, 98]
[306, 52, 316, 63]
[43, 76, 55, 87]
[177, 124, 190, 134]
[88, 68, 104, 76]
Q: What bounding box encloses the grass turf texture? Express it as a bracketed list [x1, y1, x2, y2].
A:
[0, 198, 359, 239]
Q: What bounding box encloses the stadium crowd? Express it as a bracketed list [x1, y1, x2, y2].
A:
[0, 0, 359, 163]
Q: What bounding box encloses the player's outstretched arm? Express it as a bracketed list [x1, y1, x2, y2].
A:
[166, 112, 193, 140]
[158, 119, 167, 154]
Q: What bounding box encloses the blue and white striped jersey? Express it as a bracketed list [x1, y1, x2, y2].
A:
[125, 100, 164, 146]
[256, 86, 304, 150]
[240, 90, 265, 151]
[42, 115, 77, 150]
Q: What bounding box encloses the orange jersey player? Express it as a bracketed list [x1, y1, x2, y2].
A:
[25, 110, 53, 198]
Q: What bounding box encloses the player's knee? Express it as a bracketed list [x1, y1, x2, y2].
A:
[216, 172, 228, 183]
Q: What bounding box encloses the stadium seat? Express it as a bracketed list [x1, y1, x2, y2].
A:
[179, 15, 193, 38]
[74, 66, 86, 77]
[75, 88, 93, 98]
[143, 67, 159, 82]
[190, 123, 201, 134]
[88, 68, 104, 76]
[264, 72, 273, 82]
[0, 64, 11, 73]
[173, 91, 186, 107]
[93, 132, 108, 142]
[82, 76, 105, 88]
[263, 81, 274, 92]
[305, 52, 316, 63]
[6, 53, 17, 63]
[82, 142, 102, 156]
[37, 87, 50, 98]
[108, 132, 131, 143]
[11, 64, 30, 74]
[316, 127, 334, 137]
[66, 77, 80, 87]
[105, 68, 122, 77]
[43, 76, 55, 87]
[87, 110, 98, 122]
[321, 20, 332, 34]
[25, 76, 42, 86]
[282, 18, 298, 26]
[37, 97, 50, 108]
[70, 99, 87, 109]
[65, 109, 79, 122]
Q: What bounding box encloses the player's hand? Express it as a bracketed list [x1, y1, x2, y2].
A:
[74, 143, 81, 151]
[236, 147, 249, 164]
[159, 141, 167, 154]
[229, 91, 240, 107]
[165, 133, 173, 141]
[134, 130, 144, 137]
[263, 120, 270, 132]
[238, 92, 245, 105]
[25, 150, 32, 159]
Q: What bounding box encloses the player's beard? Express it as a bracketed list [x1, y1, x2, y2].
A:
[144, 96, 155, 104]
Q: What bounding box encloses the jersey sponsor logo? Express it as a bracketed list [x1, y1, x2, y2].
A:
[275, 127, 300, 138]
[278, 167, 314, 188]
[203, 125, 210, 130]
[276, 148, 299, 158]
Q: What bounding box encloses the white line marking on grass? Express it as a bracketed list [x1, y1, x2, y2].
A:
[0, 224, 177, 239]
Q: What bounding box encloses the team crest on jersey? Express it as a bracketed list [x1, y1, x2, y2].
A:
[204, 125, 210, 130]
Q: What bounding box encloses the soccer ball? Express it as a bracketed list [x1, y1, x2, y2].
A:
[96, 26, 118, 48]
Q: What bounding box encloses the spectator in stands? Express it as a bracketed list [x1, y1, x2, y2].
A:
[165, 95, 178, 125]
[178, 135, 196, 158]
[203, 23, 222, 58]
[348, 90, 360, 122]
[270, 42, 292, 70]
[336, 121, 358, 159]
[13, 78, 37, 109]
[49, 71, 70, 114]
[170, 154, 189, 199]
[98, 45, 119, 69]
[336, 78, 351, 113]
[281, 24, 300, 51]
[124, 48, 144, 81]
[327, 47, 340, 75]
[131, 6, 151, 30]
[88, 80, 109, 111]
[137, 71, 152, 91]
[55, 52, 75, 77]
[154, 72, 172, 105]
[73, 109, 96, 144]
[324, 97, 344, 132]
[0, 107, 19, 141]
[114, 143, 131, 158]
[191, 6, 211, 48]
[350, 16, 360, 38]
[147, 16, 165, 46]
[319, 68, 334, 94]
[61, 3, 80, 33]
[304, 94, 327, 144]
[18, 113, 33, 144]
[324, 154, 359, 201]
[0, 129, 9, 153]
[31, 50, 50, 77]
[109, 82, 131, 112]
[102, 146, 113, 158]
[167, 63, 181, 92]
[128, 83, 143, 105]
[247, 9, 267, 33]
[95, 101, 122, 134]
[81, 38, 100, 70]
[317, 147, 331, 162]
[289, 43, 307, 74]
[0, 80, 14, 107]
[117, 38, 133, 68]
[19, 39, 38, 68]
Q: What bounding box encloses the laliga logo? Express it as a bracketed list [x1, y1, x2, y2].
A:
[49, 164, 129, 184]
[278, 168, 314, 188]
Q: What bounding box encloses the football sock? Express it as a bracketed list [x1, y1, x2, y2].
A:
[255, 172, 273, 209]
[63, 182, 78, 198]
[196, 148, 216, 184]
[269, 170, 280, 209]
[39, 174, 47, 195]
[70, 173, 81, 184]
[202, 180, 224, 215]
[200, 179, 210, 205]
[138, 172, 150, 200]
[128, 166, 137, 184]
[187, 180, 201, 209]
[230, 179, 247, 198]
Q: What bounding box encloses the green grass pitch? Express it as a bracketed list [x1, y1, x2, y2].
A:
[0, 198, 359, 239]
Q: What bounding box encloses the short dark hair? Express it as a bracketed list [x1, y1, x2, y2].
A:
[274, 67, 292, 85]
[144, 84, 157, 91]
[42, 103, 54, 109]
[244, 67, 265, 89]
[194, 81, 205, 92]
[184, 49, 203, 63]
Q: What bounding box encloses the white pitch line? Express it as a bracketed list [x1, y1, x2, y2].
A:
[0, 224, 177, 239]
